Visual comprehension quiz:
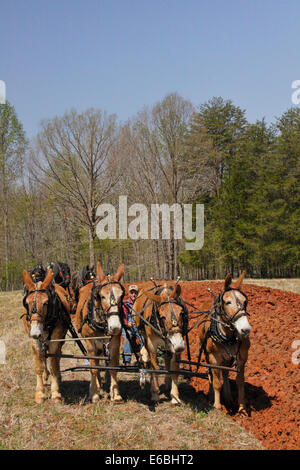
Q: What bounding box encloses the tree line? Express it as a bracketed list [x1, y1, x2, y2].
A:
[0, 94, 299, 290]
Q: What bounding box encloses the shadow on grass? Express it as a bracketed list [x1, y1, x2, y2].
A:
[119, 375, 212, 414]
[60, 379, 90, 404]
[59, 372, 213, 415]
[178, 379, 213, 414]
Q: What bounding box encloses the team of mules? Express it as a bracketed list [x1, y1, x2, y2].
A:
[21, 265, 251, 413]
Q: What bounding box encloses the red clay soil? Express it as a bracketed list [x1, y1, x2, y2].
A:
[127, 280, 299, 450]
[179, 281, 300, 451]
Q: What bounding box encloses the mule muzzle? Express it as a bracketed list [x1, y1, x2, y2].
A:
[30, 322, 44, 340]
[107, 314, 122, 336]
[234, 315, 252, 339]
[168, 333, 186, 353]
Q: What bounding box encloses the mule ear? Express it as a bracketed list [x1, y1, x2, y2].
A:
[114, 263, 124, 281]
[172, 283, 181, 299]
[97, 261, 106, 282]
[23, 270, 35, 290]
[232, 270, 246, 290]
[143, 290, 163, 304]
[224, 273, 232, 291]
[41, 269, 53, 289]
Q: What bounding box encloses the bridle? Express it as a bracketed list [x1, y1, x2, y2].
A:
[83, 278, 125, 333]
[22, 287, 51, 324]
[217, 288, 250, 331]
[207, 288, 250, 348]
[153, 296, 188, 340]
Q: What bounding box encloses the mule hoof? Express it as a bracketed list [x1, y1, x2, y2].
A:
[111, 396, 123, 404]
[171, 397, 181, 406]
[51, 392, 62, 402]
[238, 405, 248, 416]
[214, 403, 222, 411]
[91, 394, 100, 404]
[35, 394, 46, 404]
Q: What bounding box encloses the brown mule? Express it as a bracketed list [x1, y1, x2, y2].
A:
[197, 271, 251, 414]
[133, 282, 187, 405]
[74, 261, 125, 403]
[22, 269, 70, 404]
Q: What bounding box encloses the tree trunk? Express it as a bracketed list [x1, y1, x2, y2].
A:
[89, 225, 95, 267]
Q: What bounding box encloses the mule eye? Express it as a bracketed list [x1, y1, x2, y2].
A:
[225, 301, 231, 305]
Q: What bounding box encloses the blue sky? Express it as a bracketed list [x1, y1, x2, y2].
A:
[1, 0, 300, 138]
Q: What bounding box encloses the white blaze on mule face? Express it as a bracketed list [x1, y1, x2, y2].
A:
[169, 333, 185, 353]
[234, 316, 251, 338]
[106, 285, 122, 335]
[30, 322, 44, 339]
[107, 315, 122, 335]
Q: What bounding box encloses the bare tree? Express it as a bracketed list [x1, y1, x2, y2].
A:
[123, 93, 195, 278]
[30, 108, 122, 265]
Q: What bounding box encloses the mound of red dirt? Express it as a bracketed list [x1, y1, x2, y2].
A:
[177, 281, 300, 450]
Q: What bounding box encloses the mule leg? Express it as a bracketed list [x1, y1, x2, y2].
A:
[147, 337, 161, 402]
[169, 353, 181, 406]
[208, 354, 223, 410]
[83, 339, 100, 403]
[149, 352, 161, 402]
[236, 360, 247, 414]
[42, 357, 50, 385]
[140, 345, 149, 365]
[31, 342, 47, 404]
[48, 343, 62, 402]
[222, 370, 232, 407]
[89, 359, 101, 403]
[236, 340, 250, 414]
[109, 335, 123, 403]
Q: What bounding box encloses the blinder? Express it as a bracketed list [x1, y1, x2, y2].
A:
[85, 279, 125, 332]
[156, 298, 188, 337]
[218, 288, 250, 329]
[22, 288, 52, 324]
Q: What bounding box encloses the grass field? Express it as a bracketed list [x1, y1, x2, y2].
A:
[0, 285, 277, 450]
[243, 278, 300, 295]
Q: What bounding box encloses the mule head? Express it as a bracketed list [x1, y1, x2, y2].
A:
[143, 282, 186, 354]
[96, 261, 125, 335]
[222, 270, 251, 339]
[23, 269, 53, 340]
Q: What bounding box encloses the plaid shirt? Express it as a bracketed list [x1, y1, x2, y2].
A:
[122, 297, 134, 326]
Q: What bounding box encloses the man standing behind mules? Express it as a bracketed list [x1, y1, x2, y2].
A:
[122, 285, 144, 365]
